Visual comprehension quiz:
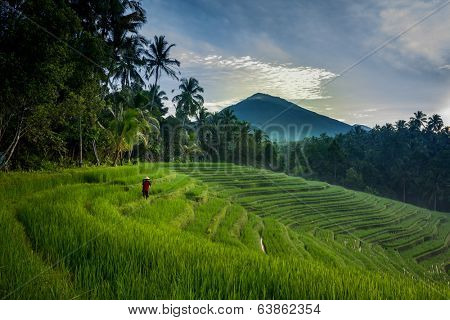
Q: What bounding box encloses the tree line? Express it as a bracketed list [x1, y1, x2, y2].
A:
[288, 113, 450, 212]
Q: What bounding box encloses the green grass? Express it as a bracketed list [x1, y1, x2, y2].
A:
[173, 163, 450, 278]
[0, 163, 449, 299]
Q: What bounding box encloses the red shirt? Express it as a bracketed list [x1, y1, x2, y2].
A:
[143, 180, 151, 192]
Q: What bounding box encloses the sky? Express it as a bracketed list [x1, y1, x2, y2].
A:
[141, 0, 450, 126]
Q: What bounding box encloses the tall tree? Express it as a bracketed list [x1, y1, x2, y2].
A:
[395, 120, 407, 131]
[109, 108, 145, 165]
[109, 0, 147, 55]
[172, 77, 204, 125]
[147, 84, 168, 118]
[426, 114, 444, 133]
[111, 35, 146, 87]
[328, 139, 344, 183]
[0, 0, 104, 169]
[70, 0, 147, 87]
[196, 106, 211, 125]
[218, 109, 237, 125]
[216, 109, 238, 162]
[408, 111, 427, 131]
[145, 35, 180, 103]
[70, 0, 147, 52]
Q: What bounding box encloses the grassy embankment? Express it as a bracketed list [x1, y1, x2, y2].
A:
[0, 163, 448, 299]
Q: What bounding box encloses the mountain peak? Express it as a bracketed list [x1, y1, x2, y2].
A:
[248, 92, 272, 99]
[225, 93, 352, 141]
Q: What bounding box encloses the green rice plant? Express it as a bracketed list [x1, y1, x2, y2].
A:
[1, 163, 449, 299]
[175, 163, 450, 284]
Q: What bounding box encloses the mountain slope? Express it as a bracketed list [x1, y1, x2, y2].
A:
[224, 93, 352, 141]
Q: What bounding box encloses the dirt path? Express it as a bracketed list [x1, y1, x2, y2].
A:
[260, 237, 266, 254]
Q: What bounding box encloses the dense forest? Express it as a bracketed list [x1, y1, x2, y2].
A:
[0, 0, 277, 169]
[1, 1, 449, 213]
[286, 117, 450, 212]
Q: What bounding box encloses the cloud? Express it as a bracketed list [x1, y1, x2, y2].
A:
[352, 112, 370, 118]
[179, 53, 336, 109]
[204, 98, 241, 112]
[374, 0, 450, 68]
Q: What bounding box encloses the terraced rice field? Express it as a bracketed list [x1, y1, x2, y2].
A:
[1, 163, 449, 299]
[172, 162, 450, 282]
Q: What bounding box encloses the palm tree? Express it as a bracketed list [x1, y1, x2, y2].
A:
[328, 139, 344, 183]
[218, 109, 237, 125]
[254, 129, 263, 145]
[72, 0, 148, 87]
[426, 114, 444, 133]
[108, 1, 147, 88]
[182, 131, 203, 161]
[443, 127, 450, 135]
[216, 109, 238, 161]
[145, 35, 180, 103]
[395, 120, 407, 131]
[109, 108, 142, 165]
[238, 121, 251, 132]
[196, 106, 211, 125]
[76, 0, 146, 50]
[107, 89, 160, 165]
[111, 35, 146, 87]
[253, 128, 269, 144]
[146, 84, 168, 117]
[71, 0, 147, 47]
[110, 1, 147, 54]
[136, 109, 160, 161]
[236, 120, 251, 164]
[384, 123, 394, 131]
[408, 111, 427, 130]
[172, 77, 204, 125]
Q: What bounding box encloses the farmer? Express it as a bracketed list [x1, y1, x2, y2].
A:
[142, 176, 152, 199]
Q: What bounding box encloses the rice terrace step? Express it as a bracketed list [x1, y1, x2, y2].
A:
[1, 164, 449, 299]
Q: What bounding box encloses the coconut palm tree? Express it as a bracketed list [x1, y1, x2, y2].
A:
[218, 109, 237, 125]
[145, 35, 180, 103]
[146, 84, 169, 117]
[172, 77, 204, 125]
[196, 106, 211, 125]
[136, 109, 160, 160]
[108, 93, 159, 165]
[111, 35, 146, 87]
[71, 0, 147, 48]
[443, 127, 450, 135]
[109, 108, 142, 165]
[72, 0, 148, 87]
[182, 131, 203, 161]
[426, 114, 444, 133]
[408, 111, 427, 130]
[109, 1, 147, 54]
[215, 109, 238, 161]
[236, 120, 251, 164]
[395, 120, 407, 131]
[108, 1, 148, 88]
[254, 129, 268, 145]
